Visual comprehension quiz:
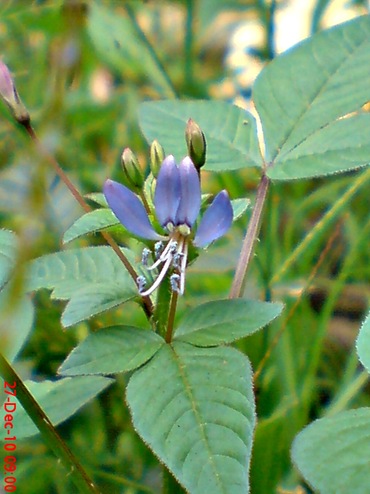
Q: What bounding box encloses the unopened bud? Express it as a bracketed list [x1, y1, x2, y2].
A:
[0, 61, 29, 125]
[185, 118, 206, 169]
[121, 148, 144, 191]
[149, 140, 165, 178]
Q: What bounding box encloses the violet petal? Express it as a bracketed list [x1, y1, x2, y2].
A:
[104, 179, 163, 240]
[176, 156, 201, 227]
[193, 190, 233, 247]
[154, 155, 181, 228]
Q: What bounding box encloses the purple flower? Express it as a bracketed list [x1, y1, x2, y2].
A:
[104, 155, 233, 295]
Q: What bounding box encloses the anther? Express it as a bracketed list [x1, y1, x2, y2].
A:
[137, 276, 147, 292]
[170, 274, 181, 293]
[141, 248, 151, 266]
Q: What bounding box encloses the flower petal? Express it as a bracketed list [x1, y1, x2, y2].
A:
[154, 155, 181, 227]
[176, 156, 201, 227]
[193, 190, 233, 247]
[104, 179, 163, 240]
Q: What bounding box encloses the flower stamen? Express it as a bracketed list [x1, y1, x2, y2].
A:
[139, 252, 174, 297]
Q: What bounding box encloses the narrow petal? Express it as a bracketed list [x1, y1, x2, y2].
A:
[176, 156, 201, 227]
[193, 190, 233, 247]
[104, 179, 163, 240]
[154, 155, 180, 227]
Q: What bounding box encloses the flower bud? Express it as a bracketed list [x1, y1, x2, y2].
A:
[149, 139, 165, 178]
[185, 118, 206, 169]
[121, 147, 144, 192]
[0, 61, 29, 124]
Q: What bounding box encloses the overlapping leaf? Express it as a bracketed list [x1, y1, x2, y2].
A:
[292, 408, 370, 494]
[174, 299, 283, 346]
[139, 100, 262, 171]
[63, 209, 119, 244]
[127, 343, 255, 494]
[0, 229, 17, 289]
[356, 311, 370, 374]
[26, 247, 138, 327]
[59, 326, 164, 376]
[253, 15, 370, 179]
[0, 288, 34, 362]
[1, 376, 113, 440]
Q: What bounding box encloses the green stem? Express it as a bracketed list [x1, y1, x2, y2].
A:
[0, 353, 100, 494]
[229, 173, 270, 298]
[92, 469, 155, 493]
[184, 0, 194, 87]
[154, 275, 172, 338]
[165, 291, 179, 343]
[124, 4, 178, 98]
[271, 166, 370, 284]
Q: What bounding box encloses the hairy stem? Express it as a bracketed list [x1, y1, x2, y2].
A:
[165, 290, 179, 343]
[229, 173, 270, 298]
[184, 0, 194, 87]
[0, 353, 100, 494]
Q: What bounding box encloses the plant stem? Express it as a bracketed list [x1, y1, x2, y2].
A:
[270, 166, 370, 284]
[165, 290, 178, 343]
[229, 173, 270, 298]
[0, 353, 100, 494]
[21, 120, 154, 318]
[24, 122, 90, 213]
[184, 0, 194, 88]
[124, 4, 178, 98]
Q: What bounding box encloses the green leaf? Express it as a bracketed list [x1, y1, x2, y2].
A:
[61, 283, 137, 328]
[63, 209, 119, 244]
[2, 376, 113, 440]
[356, 311, 370, 374]
[0, 229, 17, 289]
[127, 343, 255, 494]
[88, 2, 174, 97]
[0, 288, 34, 362]
[139, 100, 262, 171]
[253, 15, 370, 179]
[59, 326, 164, 376]
[174, 299, 283, 346]
[292, 408, 370, 494]
[231, 198, 250, 221]
[84, 192, 108, 208]
[26, 247, 138, 327]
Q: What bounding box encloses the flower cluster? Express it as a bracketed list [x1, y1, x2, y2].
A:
[104, 155, 233, 296]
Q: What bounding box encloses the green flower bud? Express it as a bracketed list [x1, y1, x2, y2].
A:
[0, 60, 29, 125]
[149, 139, 165, 178]
[185, 118, 206, 169]
[121, 147, 144, 192]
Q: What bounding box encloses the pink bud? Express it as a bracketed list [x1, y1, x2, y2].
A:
[0, 60, 18, 105]
[0, 60, 29, 124]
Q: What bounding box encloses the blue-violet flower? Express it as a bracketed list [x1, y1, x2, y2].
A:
[104, 155, 233, 296]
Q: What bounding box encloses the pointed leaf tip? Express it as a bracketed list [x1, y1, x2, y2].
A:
[103, 179, 162, 240]
[194, 190, 233, 247]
